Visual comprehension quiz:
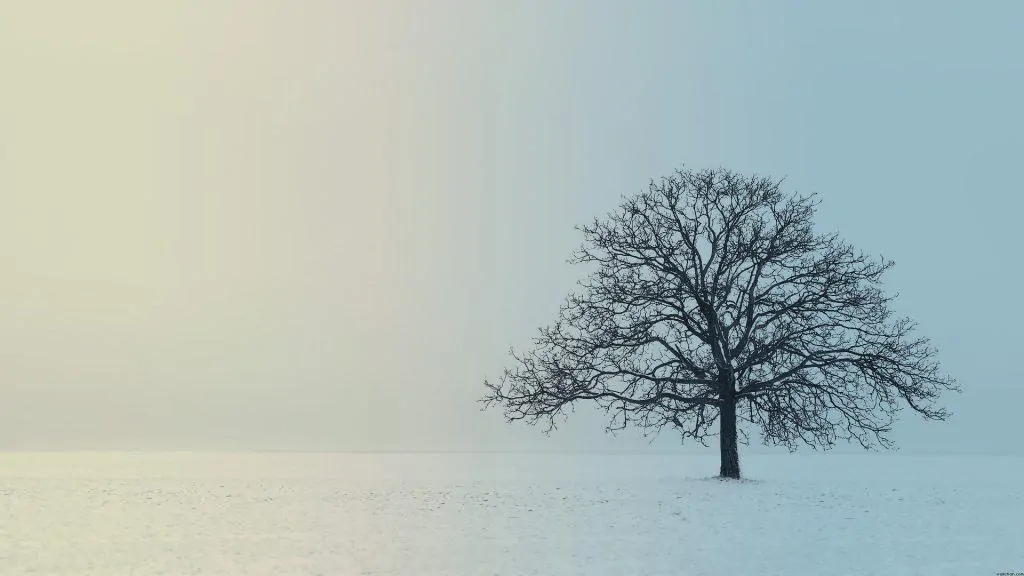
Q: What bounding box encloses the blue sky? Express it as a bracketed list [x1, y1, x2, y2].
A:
[1, 1, 1020, 454]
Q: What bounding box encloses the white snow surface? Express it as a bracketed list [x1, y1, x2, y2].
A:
[0, 451, 1021, 575]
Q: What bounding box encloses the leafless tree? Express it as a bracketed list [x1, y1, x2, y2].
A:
[482, 167, 958, 479]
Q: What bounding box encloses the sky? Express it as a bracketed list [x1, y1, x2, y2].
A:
[1, 1, 1021, 454]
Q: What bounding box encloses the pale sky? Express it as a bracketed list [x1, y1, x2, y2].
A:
[1, 1, 1021, 454]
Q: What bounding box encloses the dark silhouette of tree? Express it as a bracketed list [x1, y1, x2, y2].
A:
[482, 167, 958, 479]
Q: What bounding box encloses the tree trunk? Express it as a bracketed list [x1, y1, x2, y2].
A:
[719, 392, 740, 479]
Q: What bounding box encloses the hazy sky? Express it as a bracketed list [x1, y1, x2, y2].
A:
[1, 1, 1021, 453]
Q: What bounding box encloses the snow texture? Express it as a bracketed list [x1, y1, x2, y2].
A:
[0, 452, 1021, 575]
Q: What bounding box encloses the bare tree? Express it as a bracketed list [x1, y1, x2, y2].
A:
[482, 167, 958, 479]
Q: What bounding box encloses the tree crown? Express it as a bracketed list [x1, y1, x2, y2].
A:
[483, 167, 958, 451]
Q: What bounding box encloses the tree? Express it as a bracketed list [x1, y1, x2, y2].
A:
[482, 167, 958, 479]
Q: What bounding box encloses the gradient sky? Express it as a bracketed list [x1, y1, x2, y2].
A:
[1, 1, 1021, 453]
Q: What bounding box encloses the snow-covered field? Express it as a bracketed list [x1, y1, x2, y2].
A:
[0, 451, 1020, 575]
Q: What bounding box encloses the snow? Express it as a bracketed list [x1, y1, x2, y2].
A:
[0, 451, 1021, 575]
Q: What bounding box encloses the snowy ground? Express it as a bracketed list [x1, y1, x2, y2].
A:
[0, 451, 1020, 575]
